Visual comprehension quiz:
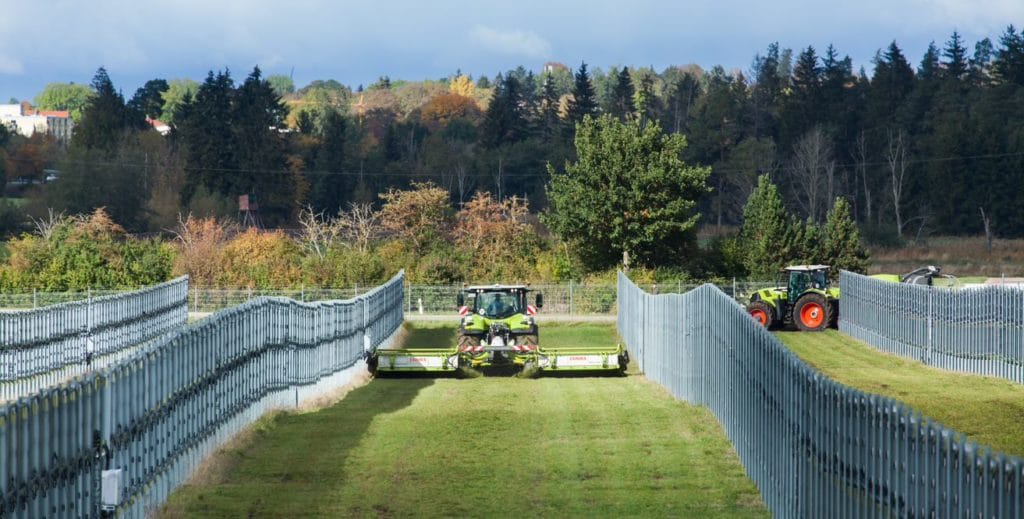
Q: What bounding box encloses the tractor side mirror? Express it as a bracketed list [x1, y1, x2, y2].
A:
[456, 292, 465, 307]
[535, 293, 544, 309]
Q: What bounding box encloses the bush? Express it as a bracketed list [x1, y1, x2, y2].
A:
[303, 247, 388, 287]
[0, 208, 173, 291]
[216, 228, 303, 288]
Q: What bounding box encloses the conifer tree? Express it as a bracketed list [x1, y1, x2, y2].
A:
[739, 174, 794, 277]
[942, 31, 969, 81]
[176, 69, 236, 203]
[993, 25, 1024, 85]
[633, 69, 659, 128]
[233, 66, 294, 224]
[822, 197, 868, 274]
[480, 73, 528, 148]
[663, 72, 699, 135]
[751, 43, 783, 139]
[566, 62, 598, 129]
[127, 79, 169, 120]
[918, 42, 941, 79]
[73, 68, 145, 151]
[539, 74, 562, 139]
[608, 66, 634, 121]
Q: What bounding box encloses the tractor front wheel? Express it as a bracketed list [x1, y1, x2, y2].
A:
[747, 301, 774, 329]
[794, 293, 829, 332]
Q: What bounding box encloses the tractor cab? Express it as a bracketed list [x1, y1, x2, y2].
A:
[455, 284, 544, 369]
[781, 265, 830, 296]
[457, 285, 543, 318]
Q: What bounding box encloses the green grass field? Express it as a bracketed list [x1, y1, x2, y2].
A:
[776, 330, 1024, 458]
[161, 323, 766, 518]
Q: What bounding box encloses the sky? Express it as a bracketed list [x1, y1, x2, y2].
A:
[0, 0, 1022, 101]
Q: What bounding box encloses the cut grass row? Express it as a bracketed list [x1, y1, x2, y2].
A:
[776, 330, 1024, 458]
[161, 323, 767, 518]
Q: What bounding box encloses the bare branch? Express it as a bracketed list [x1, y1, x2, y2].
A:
[337, 202, 379, 253]
[297, 206, 342, 261]
[30, 208, 67, 240]
[886, 128, 908, 238]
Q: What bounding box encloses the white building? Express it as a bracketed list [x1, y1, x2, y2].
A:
[0, 102, 74, 143]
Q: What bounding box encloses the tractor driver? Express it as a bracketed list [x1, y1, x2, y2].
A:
[486, 293, 509, 316]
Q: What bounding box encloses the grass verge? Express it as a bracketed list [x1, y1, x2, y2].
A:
[776, 330, 1024, 458]
[160, 323, 766, 518]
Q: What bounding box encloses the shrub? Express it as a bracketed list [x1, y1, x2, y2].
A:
[0, 208, 172, 290]
[216, 228, 303, 288]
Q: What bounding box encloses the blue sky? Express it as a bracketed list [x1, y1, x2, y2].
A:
[0, 0, 1021, 101]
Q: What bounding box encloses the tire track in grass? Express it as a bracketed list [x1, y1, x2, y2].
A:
[163, 323, 766, 518]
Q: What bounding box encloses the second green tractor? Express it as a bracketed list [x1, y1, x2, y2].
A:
[747, 265, 839, 332]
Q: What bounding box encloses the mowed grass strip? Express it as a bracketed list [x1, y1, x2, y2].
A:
[776, 330, 1024, 458]
[162, 323, 766, 518]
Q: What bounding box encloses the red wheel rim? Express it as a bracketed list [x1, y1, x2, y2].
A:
[750, 309, 768, 326]
[800, 302, 825, 328]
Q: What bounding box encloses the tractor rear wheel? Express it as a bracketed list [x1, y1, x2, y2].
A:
[794, 293, 829, 332]
[747, 301, 774, 329]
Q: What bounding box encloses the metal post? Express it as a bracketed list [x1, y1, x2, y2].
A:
[33, 288, 37, 309]
[926, 286, 933, 364]
[569, 280, 574, 316]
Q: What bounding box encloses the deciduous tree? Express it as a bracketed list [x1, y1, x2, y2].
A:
[544, 115, 710, 270]
[33, 82, 94, 121]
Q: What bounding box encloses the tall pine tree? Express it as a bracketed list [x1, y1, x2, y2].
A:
[176, 69, 236, 204]
[73, 68, 145, 151]
[608, 66, 635, 121]
[233, 66, 295, 224]
[566, 62, 598, 130]
[480, 73, 529, 148]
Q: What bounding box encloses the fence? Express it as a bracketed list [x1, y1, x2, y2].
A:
[2, 280, 776, 316]
[0, 271, 404, 518]
[617, 272, 1023, 518]
[0, 290, 125, 309]
[1, 277, 190, 401]
[840, 271, 1024, 385]
[405, 280, 773, 316]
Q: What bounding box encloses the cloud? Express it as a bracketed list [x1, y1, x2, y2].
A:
[908, 0, 1024, 34]
[0, 54, 23, 74]
[469, 25, 551, 58]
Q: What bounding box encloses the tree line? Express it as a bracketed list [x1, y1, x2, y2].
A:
[0, 27, 1021, 267]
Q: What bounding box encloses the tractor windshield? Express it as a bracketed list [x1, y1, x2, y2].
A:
[475, 291, 522, 318]
[789, 270, 828, 295]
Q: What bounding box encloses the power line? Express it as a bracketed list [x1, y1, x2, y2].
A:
[6, 150, 1024, 179]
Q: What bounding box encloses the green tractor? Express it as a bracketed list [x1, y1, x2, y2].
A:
[746, 265, 839, 332]
[456, 284, 543, 369]
[370, 284, 626, 374]
[457, 284, 626, 373]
